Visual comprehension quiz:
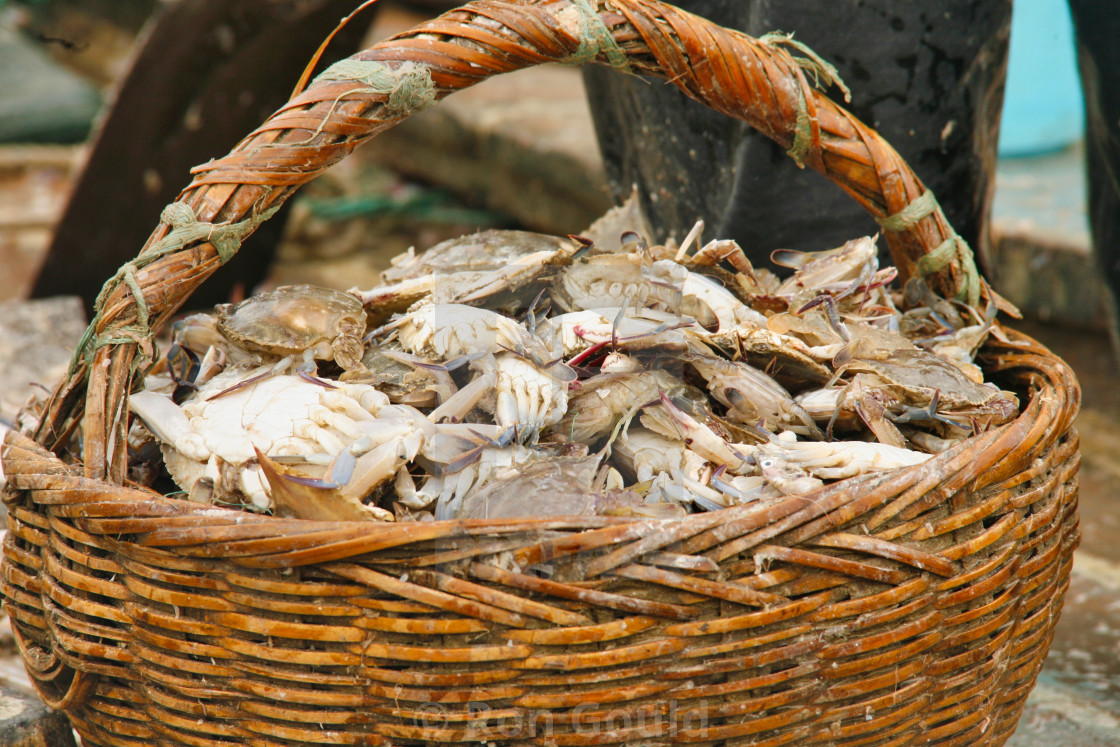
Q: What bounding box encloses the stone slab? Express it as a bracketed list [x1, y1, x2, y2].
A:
[0, 296, 86, 427]
[992, 143, 1091, 254]
[991, 233, 1105, 328]
[990, 143, 1105, 328]
[0, 681, 75, 747]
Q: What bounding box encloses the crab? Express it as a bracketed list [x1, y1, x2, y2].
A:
[385, 303, 551, 363]
[838, 348, 1018, 422]
[772, 235, 881, 299]
[716, 326, 834, 391]
[645, 393, 755, 475]
[554, 251, 765, 334]
[751, 437, 932, 480]
[409, 442, 547, 519]
[128, 365, 404, 517]
[612, 426, 706, 484]
[371, 303, 574, 439]
[453, 454, 663, 520]
[556, 368, 694, 445]
[379, 229, 575, 284]
[683, 351, 823, 439]
[206, 284, 370, 379]
[356, 230, 581, 317]
[543, 306, 700, 358]
[786, 346, 1018, 449]
[360, 345, 449, 408]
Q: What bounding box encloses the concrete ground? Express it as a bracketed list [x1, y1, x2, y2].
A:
[1, 3, 1119, 744]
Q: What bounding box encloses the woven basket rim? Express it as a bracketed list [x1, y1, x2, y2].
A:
[0, 324, 1079, 570]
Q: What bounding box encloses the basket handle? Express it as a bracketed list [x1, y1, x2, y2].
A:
[37, 0, 989, 479]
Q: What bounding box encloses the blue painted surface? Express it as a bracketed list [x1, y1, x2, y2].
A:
[998, 0, 1085, 157]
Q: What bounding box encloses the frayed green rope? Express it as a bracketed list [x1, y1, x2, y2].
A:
[786, 92, 813, 167]
[248, 61, 436, 161]
[875, 190, 938, 232]
[315, 59, 436, 118]
[761, 31, 851, 167]
[70, 198, 279, 376]
[559, 0, 631, 72]
[916, 234, 981, 306]
[878, 190, 980, 306]
[760, 32, 852, 103]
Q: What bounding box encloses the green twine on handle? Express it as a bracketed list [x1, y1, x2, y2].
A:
[559, 0, 631, 72]
[759, 32, 852, 103]
[875, 190, 938, 232]
[315, 59, 436, 117]
[145, 200, 277, 265]
[69, 198, 280, 377]
[915, 234, 981, 306]
[786, 98, 813, 167]
[878, 189, 981, 306]
[760, 32, 851, 167]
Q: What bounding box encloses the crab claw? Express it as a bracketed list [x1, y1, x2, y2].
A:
[688, 237, 760, 281]
[129, 391, 209, 461]
[338, 430, 424, 504]
[655, 392, 752, 474]
[428, 370, 496, 424]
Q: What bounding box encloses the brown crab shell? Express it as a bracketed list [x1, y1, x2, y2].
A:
[215, 284, 365, 358]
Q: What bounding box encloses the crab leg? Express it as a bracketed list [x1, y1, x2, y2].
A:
[689, 237, 760, 280]
[673, 220, 705, 261]
[656, 393, 753, 473]
[428, 370, 496, 423]
[129, 391, 209, 461]
[352, 275, 436, 308]
[456, 249, 559, 304]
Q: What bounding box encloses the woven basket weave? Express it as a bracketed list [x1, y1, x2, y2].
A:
[1, 1, 1081, 745]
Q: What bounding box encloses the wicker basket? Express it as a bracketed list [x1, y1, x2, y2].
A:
[1, 1, 1081, 745]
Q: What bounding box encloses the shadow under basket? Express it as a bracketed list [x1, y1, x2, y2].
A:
[1, 1, 1081, 745]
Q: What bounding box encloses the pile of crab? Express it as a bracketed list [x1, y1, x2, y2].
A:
[128, 209, 1019, 523]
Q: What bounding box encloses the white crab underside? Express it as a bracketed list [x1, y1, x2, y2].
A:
[130, 366, 391, 509]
